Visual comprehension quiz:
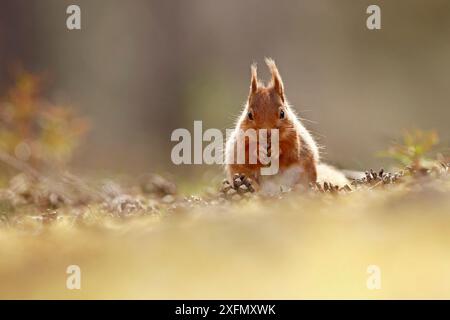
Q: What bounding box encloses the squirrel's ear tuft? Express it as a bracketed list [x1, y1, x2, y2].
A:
[265, 57, 284, 101]
[250, 63, 258, 95]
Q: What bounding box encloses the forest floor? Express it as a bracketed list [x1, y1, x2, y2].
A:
[0, 163, 449, 299]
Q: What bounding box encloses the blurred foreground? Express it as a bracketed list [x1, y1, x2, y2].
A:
[0, 171, 449, 299]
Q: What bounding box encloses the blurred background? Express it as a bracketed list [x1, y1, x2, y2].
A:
[0, 0, 449, 181]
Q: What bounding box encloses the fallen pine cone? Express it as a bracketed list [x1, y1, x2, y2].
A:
[311, 182, 352, 194]
[106, 195, 146, 215]
[140, 174, 177, 197]
[351, 168, 403, 187]
[219, 174, 256, 200]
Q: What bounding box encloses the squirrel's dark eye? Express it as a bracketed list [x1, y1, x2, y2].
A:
[247, 112, 254, 120]
[279, 109, 285, 119]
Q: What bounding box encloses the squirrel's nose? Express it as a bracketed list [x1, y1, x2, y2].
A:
[257, 128, 274, 136]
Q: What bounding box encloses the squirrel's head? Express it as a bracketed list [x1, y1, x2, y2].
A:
[242, 58, 293, 133]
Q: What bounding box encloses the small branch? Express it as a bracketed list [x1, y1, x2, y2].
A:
[0, 149, 43, 180]
[0, 148, 105, 203]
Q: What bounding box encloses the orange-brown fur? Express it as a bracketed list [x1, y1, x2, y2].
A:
[225, 58, 319, 188]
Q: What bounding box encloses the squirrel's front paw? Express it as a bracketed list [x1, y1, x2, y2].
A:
[220, 173, 259, 199]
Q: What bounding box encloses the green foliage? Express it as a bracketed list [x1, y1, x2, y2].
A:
[378, 129, 440, 168]
[0, 69, 89, 167]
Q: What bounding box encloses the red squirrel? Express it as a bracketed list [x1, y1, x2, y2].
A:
[225, 58, 347, 191]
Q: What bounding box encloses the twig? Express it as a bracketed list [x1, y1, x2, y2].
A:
[0, 148, 105, 203]
[0, 149, 42, 180]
